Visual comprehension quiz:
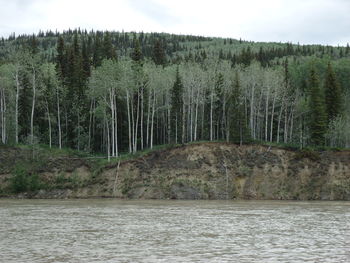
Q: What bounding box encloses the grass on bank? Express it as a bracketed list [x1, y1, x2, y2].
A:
[1, 140, 348, 195]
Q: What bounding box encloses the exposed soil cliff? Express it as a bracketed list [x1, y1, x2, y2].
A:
[1, 143, 349, 200]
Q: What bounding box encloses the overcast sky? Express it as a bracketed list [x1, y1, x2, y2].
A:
[0, 0, 349, 45]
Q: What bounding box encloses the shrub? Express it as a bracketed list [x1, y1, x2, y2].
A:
[9, 166, 44, 193]
[10, 166, 28, 193]
[28, 174, 41, 191]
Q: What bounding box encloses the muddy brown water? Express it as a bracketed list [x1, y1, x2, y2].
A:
[0, 199, 349, 263]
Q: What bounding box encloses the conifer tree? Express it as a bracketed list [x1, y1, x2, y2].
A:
[309, 68, 327, 145]
[81, 37, 91, 79]
[229, 72, 249, 145]
[56, 36, 66, 80]
[324, 62, 341, 123]
[130, 37, 145, 152]
[102, 32, 117, 60]
[170, 67, 184, 143]
[152, 39, 166, 66]
[92, 34, 103, 67]
[214, 73, 224, 139]
[28, 34, 39, 54]
[71, 32, 84, 96]
[131, 38, 143, 65]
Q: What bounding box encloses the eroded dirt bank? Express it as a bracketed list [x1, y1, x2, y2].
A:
[1, 143, 350, 200]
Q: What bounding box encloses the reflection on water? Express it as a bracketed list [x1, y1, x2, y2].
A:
[0, 199, 349, 263]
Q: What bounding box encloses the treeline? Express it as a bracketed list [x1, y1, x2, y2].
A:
[0, 30, 349, 158]
[2, 29, 349, 67]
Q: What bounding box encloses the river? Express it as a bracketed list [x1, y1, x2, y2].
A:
[0, 199, 349, 263]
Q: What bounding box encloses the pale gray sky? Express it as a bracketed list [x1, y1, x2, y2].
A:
[0, 0, 349, 45]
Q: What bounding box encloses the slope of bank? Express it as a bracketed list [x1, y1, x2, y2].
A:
[0, 143, 349, 200]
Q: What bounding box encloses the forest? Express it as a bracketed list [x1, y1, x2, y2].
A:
[0, 29, 349, 159]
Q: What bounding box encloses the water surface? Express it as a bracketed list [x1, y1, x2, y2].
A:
[0, 199, 349, 262]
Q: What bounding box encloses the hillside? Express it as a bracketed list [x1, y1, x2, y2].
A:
[1, 143, 349, 200]
[1, 29, 350, 157]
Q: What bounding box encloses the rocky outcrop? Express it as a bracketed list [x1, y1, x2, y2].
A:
[1, 143, 350, 200]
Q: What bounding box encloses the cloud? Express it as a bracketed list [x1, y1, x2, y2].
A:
[0, 0, 348, 45]
[128, 0, 179, 28]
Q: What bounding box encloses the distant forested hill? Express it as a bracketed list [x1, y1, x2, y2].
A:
[0, 29, 349, 157]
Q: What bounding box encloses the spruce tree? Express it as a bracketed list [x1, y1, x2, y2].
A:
[229, 72, 249, 145]
[81, 37, 91, 79]
[102, 32, 117, 60]
[324, 62, 341, 123]
[56, 36, 66, 80]
[170, 67, 184, 143]
[92, 34, 103, 67]
[152, 39, 166, 66]
[214, 73, 224, 139]
[71, 32, 84, 95]
[131, 38, 143, 65]
[28, 34, 39, 54]
[309, 68, 327, 146]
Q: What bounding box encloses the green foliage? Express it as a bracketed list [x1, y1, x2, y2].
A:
[28, 174, 42, 192]
[152, 39, 166, 66]
[9, 166, 28, 193]
[9, 164, 45, 193]
[324, 62, 342, 123]
[229, 72, 250, 144]
[131, 38, 143, 64]
[102, 32, 117, 61]
[1, 28, 350, 156]
[170, 67, 184, 143]
[309, 67, 327, 146]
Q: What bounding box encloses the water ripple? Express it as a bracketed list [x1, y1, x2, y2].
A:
[0, 200, 349, 263]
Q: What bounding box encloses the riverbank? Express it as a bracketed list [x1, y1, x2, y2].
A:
[0, 142, 349, 200]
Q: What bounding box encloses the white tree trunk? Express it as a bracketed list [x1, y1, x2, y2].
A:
[77, 112, 80, 151]
[15, 70, 20, 144]
[250, 84, 255, 139]
[0, 88, 6, 144]
[57, 87, 62, 149]
[190, 85, 193, 142]
[114, 94, 118, 157]
[140, 86, 144, 150]
[134, 90, 140, 153]
[256, 89, 264, 140]
[126, 90, 132, 153]
[150, 88, 156, 149]
[110, 89, 115, 156]
[210, 89, 213, 141]
[194, 88, 200, 141]
[30, 66, 36, 145]
[0, 89, 2, 142]
[276, 96, 285, 143]
[182, 95, 186, 144]
[167, 100, 171, 144]
[106, 115, 110, 162]
[270, 91, 276, 142]
[146, 87, 151, 148]
[289, 109, 294, 142]
[284, 106, 288, 143]
[88, 99, 94, 151]
[45, 99, 52, 148]
[222, 91, 227, 140]
[265, 85, 270, 141]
